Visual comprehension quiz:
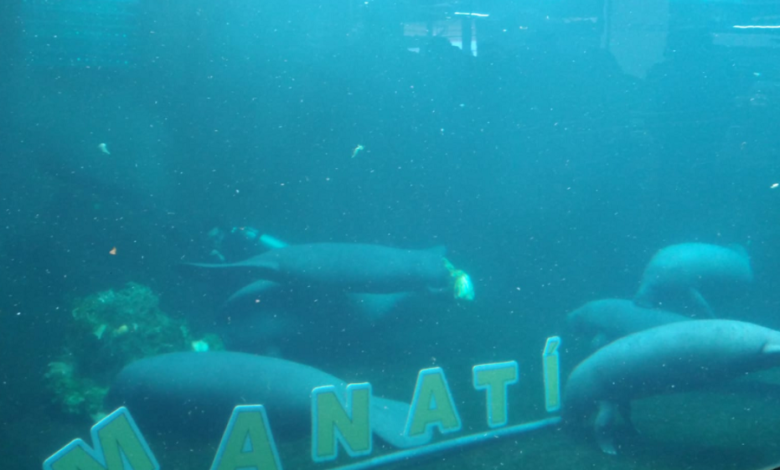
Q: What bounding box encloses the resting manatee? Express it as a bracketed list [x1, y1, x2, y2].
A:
[106, 351, 432, 449]
[186, 243, 452, 295]
[563, 320, 780, 454]
[567, 298, 691, 349]
[634, 243, 753, 317]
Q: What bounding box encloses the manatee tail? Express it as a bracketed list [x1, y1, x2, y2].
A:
[177, 256, 283, 292]
[371, 397, 433, 448]
[181, 255, 281, 279]
[184, 256, 275, 270]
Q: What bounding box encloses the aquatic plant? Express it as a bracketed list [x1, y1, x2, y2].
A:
[44, 360, 108, 421]
[45, 282, 223, 418]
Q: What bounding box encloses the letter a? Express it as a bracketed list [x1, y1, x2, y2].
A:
[211, 405, 282, 470]
[404, 367, 461, 437]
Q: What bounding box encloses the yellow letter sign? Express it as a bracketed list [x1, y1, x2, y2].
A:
[43, 407, 158, 470]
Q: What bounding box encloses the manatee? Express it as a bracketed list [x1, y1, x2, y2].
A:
[214, 311, 298, 356]
[566, 298, 691, 349]
[634, 243, 753, 317]
[214, 236, 415, 314]
[217, 280, 412, 356]
[222, 279, 341, 313]
[186, 243, 452, 295]
[563, 320, 780, 454]
[224, 279, 411, 318]
[347, 291, 413, 321]
[216, 291, 385, 357]
[106, 351, 432, 448]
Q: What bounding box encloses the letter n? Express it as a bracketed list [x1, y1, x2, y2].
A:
[210, 405, 282, 470]
[404, 367, 461, 437]
[43, 407, 159, 470]
[311, 383, 372, 462]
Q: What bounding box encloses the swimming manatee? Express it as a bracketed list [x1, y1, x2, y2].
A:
[566, 298, 691, 350]
[347, 291, 413, 321]
[222, 279, 341, 314]
[224, 279, 412, 320]
[634, 243, 753, 317]
[106, 351, 432, 448]
[185, 243, 453, 295]
[563, 320, 780, 454]
[211, 278, 413, 357]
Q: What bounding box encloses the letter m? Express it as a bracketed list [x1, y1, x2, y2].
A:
[43, 407, 159, 470]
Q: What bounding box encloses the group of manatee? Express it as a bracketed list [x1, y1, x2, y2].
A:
[108, 241, 470, 448]
[105, 240, 780, 457]
[562, 242, 778, 455]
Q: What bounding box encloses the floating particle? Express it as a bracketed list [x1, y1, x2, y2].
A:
[109, 247, 117, 255]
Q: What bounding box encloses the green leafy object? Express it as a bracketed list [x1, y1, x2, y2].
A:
[48, 282, 223, 419]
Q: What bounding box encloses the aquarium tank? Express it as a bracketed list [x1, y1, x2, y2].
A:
[2, 0, 780, 470]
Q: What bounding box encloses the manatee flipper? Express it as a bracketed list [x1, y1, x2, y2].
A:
[223, 279, 282, 312]
[688, 288, 715, 318]
[762, 343, 780, 355]
[372, 397, 432, 448]
[594, 401, 619, 455]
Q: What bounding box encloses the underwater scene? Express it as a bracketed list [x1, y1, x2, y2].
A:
[2, 0, 780, 469]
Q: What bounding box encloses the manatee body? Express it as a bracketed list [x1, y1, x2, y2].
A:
[187, 243, 451, 294]
[563, 320, 780, 454]
[218, 279, 411, 355]
[347, 292, 413, 321]
[634, 243, 753, 317]
[106, 352, 431, 448]
[224, 279, 411, 319]
[213, 311, 298, 356]
[567, 298, 691, 349]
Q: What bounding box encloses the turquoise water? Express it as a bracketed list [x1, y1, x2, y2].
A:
[2, 0, 780, 469]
